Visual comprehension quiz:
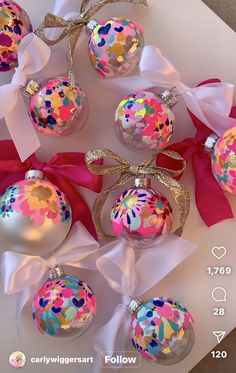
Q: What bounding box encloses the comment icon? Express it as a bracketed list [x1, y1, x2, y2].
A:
[211, 287, 227, 303]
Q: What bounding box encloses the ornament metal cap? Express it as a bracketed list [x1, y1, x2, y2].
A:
[25, 170, 44, 180]
[133, 177, 151, 189]
[86, 19, 99, 34]
[48, 266, 65, 280]
[158, 89, 178, 108]
[25, 79, 40, 96]
[204, 134, 219, 153]
[128, 299, 143, 314]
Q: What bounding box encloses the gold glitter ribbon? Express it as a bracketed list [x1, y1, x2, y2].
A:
[35, 0, 148, 84]
[85, 149, 190, 242]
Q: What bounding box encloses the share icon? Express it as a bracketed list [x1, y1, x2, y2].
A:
[212, 331, 226, 344]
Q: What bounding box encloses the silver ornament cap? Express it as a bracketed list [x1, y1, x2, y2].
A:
[128, 299, 143, 314]
[158, 89, 178, 108]
[86, 19, 99, 34]
[25, 79, 40, 96]
[25, 170, 44, 180]
[133, 177, 151, 189]
[48, 266, 65, 280]
[204, 134, 219, 153]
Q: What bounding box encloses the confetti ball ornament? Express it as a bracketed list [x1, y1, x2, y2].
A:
[115, 90, 177, 151]
[206, 128, 236, 195]
[26, 76, 88, 137]
[111, 178, 173, 248]
[0, 170, 72, 254]
[0, 1, 32, 71]
[87, 17, 144, 78]
[129, 297, 195, 365]
[32, 267, 96, 338]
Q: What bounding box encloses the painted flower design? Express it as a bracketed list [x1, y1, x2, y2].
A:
[130, 297, 194, 362]
[212, 128, 236, 195]
[115, 91, 175, 150]
[29, 77, 84, 137]
[0, 185, 19, 217]
[0, 179, 71, 225]
[111, 187, 173, 237]
[0, 1, 32, 71]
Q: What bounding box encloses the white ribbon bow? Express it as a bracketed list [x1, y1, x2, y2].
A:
[103, 45, 236, 136]
[93, 234, 197, 371]
[1, 222, 100, 318]
[0, 33, 51, 161]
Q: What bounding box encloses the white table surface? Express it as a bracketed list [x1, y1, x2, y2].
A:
[0, 1, 236, 373]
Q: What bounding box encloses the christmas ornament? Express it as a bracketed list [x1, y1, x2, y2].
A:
[87, 17, 144, 78]
[129, 297, 194, 364]
[0, 169, 72, 254]
[32, 266, 96, 337]
[26, 76, 88, 137]
[111, 177, 173, 248]
[206, 128, 236, 196]
[115, 90, 177, 150]
[0, 140, 103, 238]
[35, 0, 147, 83]
[94, 242, 197, 368]
[0, 33, 51, 161]
[0, 0, 32, 71]
[85, 149, 189, 247]
[156, 78, 236, 227]
[1, 222, 100, 337]
[105, 45, 235, 136]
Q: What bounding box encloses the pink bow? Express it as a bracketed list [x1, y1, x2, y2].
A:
[0, 140, 103, 238]
[157, 79, 235, 227]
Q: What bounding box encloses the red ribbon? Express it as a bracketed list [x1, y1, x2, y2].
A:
[0, 140, 103, 238]
[157, 79, 235, 227]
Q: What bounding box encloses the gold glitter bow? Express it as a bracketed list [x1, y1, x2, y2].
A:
[85, 148, 190, 243]
[35, 0, 148, 84]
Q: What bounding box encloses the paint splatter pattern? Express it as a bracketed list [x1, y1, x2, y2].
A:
[115, 91, 175, 150]
[88, 18, 144, 78]
[212, 127, 236, 195]
[29, 77, 85, 137]
[130, 297, 194, 361]
[32, 276, 96, 336]
[0, 179, 71, 225]
[0, 1, 32, 71]
[111, 188, 173, 237]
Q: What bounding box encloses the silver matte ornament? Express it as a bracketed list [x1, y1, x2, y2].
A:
[0, 170, 72, 255]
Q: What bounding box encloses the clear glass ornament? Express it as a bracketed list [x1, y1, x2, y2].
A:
[0, 0, 32, 71]
[32, 266, 96, 338]
[26, 76, 88, 137]
[0, 170, 72, 254]
[87, 17, 144, 78]
[111, 177, 173, 248]
[129, 296, 195, 365]
[115, 90, 177, 151]
[206, 128, 236, 195]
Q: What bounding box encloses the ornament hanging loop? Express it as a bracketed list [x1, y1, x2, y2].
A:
[85, 148, 189, 243]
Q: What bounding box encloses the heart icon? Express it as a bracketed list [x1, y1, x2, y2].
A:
[211, 246, 227, 260]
